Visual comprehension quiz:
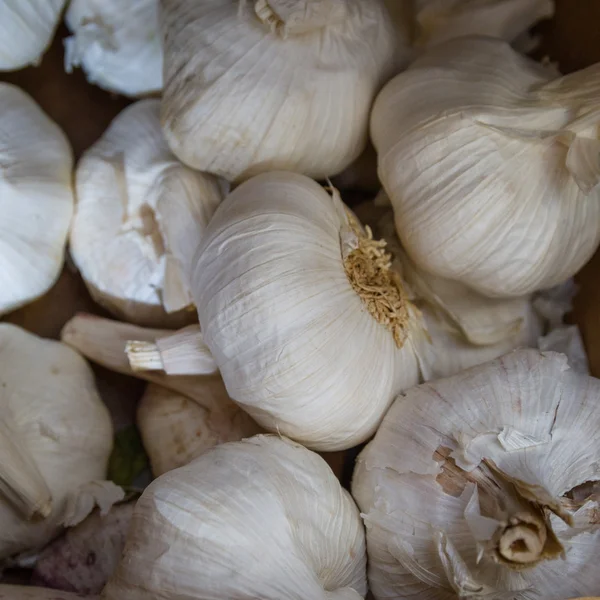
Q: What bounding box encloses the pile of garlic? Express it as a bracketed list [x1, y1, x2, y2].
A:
[2, 1, 600, 599]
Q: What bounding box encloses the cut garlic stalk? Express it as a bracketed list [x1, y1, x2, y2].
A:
[0, 84, 74, 316]
[138, 384, 261, 477]
[0, 324, 114, 560]
[353, 350, 600, 599]
[69, 100, 223, 327]
[65, 0, 162, 97]
[0, 1, 66, 71]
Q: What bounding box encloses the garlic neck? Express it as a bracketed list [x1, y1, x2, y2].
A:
[342, 211, 410, 349]
[496, 512, 547, 565]
[252, 0, 349, 36]
[0, 420, 52, 519]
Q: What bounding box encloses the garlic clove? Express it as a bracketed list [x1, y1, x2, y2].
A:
[413, 0, 555, 49]
[138, 383, 261, 477]
[69, 99, 223, 327]
[0, 1, 67, 71]
[0, 324, 114, 560]
[0, 84, 74, 316]
[0, 586, 98, 600]
[160, 0, 400, 182]
[103, 435, 367, 599]
[64, 0, 162, 97]
[353, 349, 600, 599]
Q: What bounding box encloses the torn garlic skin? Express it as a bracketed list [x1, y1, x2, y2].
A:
[103, 435, 367, 600]
[0, 1, 67, 71]
[353, 350, 600, 599]
[0, 324, 115, 561]
[372, 36, 600, 297]
[0, 84, 74, 316]
[64, 0, 162, 97]
[70, 99, 224, 327]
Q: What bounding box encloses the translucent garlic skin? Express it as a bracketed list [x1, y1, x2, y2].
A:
[372, 36, 600, 298]
[191, 172, 422, 451]
[0, 1, 66, 71]
[0, 324, 113, 560]
[0, 84, 73, 316]
[103, 435, 367, 600]
[70, 99, 223, 327]
[160, 0, 399, 183]
[65, 0, 163, 97]
[352, 349, 600, 600]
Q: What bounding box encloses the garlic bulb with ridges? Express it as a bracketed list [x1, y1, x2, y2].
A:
[70, 99, 224, 327]
[0, 83, 74, 316]
[352, 349, 600, 599]
[412, 0, 554, 50]
[372, 36, 600, 298]
[64, 0, 162, 97]
[187, 171, 424, 451]
[0, 324, 114, 561]
[0, 1, 66, 71]
[138, 382, 261, 477]
[160, 0, 400, 182]
[103, 434, 366, 599]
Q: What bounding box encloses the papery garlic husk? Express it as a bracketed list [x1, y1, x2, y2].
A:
[188, 172, 425, 451]
[352, 349, 600, 599]
[70, 99, 224, 327]
[160, 0, 400, 183]
[103, 435, 366, 600]
[354, 201, 543, 379]
[0, 324, 114, 561]
[0, 586, 97, 600]
[0, 1, 66, 71]
[372, 36, 600, 298]
[137, 382, 261, 477]
[412, 0, 554, 50]
[64, 0, 162, 97]
[0, 83, 74, 316]
[32, 501, 134, 595]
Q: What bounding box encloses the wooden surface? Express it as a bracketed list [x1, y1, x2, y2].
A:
[0, 2, 599, 486]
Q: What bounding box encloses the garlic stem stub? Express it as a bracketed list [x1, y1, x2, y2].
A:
[160, 0, 399, 182]
[69, 99, 223, 327]
[353, 349, 600, 599]
[372, 36, 600, 298]
[0, 83, 74, 316]
[185, 172, 425, 451]
[64, 0, 163, 97]
[0, 1, 67, 71]
[0, 324, 114, 561]
[103, 435, 367, 599]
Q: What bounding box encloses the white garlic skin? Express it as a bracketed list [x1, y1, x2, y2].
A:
[160, 0, 398, 182]
[0, 324, 113, 560]
[0, 1, 66, 71]
[64, 0, 163, 97]
[191, 171, 421, 451]
[0, 83, 74, 316]
[352, 349, 600, 599]
[372, 36, 600, 297]
[70, 99, 222, 327]
[103, 435, 366, 600]
[137, 382, 261, 477]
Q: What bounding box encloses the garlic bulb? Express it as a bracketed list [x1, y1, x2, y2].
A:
[0, 324, 114, 560]
[412, 0, 554, 50]
[0, 586, 96, 600]
[353, 349, 600, 599]
[187, 172, 424, 451]
[160, 0, 399, 182]
[103, 435, 366, 599]
[0, 84, 73, 316]
[0, 1, 66, 71]
[64, 0, 162, 97]
[372, 36, 600, 298]
[70, 99, 223, 327]
[138, 382, 261, 477]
